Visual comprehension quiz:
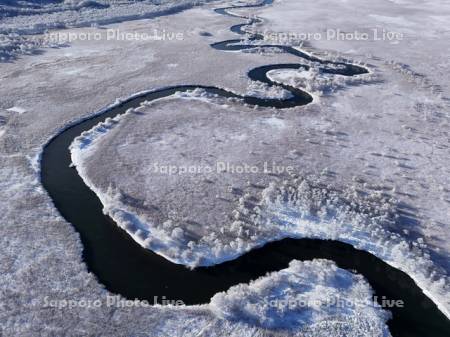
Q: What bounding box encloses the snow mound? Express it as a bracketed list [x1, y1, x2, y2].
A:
[246, 80, 293, 99]
[210, 259, 391, 335]
[267, 65, 375, 96]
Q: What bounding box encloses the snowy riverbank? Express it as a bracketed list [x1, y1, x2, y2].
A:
[1, 0, 449, 335]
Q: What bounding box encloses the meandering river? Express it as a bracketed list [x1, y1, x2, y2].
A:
[40, 1, 450, 336]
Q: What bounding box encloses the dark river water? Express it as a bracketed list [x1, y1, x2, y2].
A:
[40, 1, 450, 336]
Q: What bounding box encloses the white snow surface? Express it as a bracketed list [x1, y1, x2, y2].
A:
[0, 0, 450, 335]
[246, 79, 293, 99]
[0, 1, 212, 35]
[0, 1, 393, 335]
[0, 0, 241, 60]
[210, 259, 391, 335]
[70, 91, 449, 318]
[267, 66, 376, 97]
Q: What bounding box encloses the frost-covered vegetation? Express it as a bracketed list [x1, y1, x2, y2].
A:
[0, 0, 206, 32]
[210, 259, 391, 334]
[70, 89, 449, 317]
[245, 79, 293, 99]
[0, 0, 213, 60]
[1, 0, 450, 334]
[267, 65, 377, 97]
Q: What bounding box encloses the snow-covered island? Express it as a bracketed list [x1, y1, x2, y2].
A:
[0, 0, 449, 336]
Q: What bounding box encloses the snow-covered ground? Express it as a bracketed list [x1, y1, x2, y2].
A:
[69, 0, 450, 317]
[251, 0, 450, 268]
[0, 0, 216, 60]
[0, 0, 449, 335]
[210, 259, 391, 334]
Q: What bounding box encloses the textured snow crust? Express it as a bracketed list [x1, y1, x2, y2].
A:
[210, 259, 391, 335]
[0, 0, 217, 60]
[1, 0, 450, 335]
[71, 89, 449, 317]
